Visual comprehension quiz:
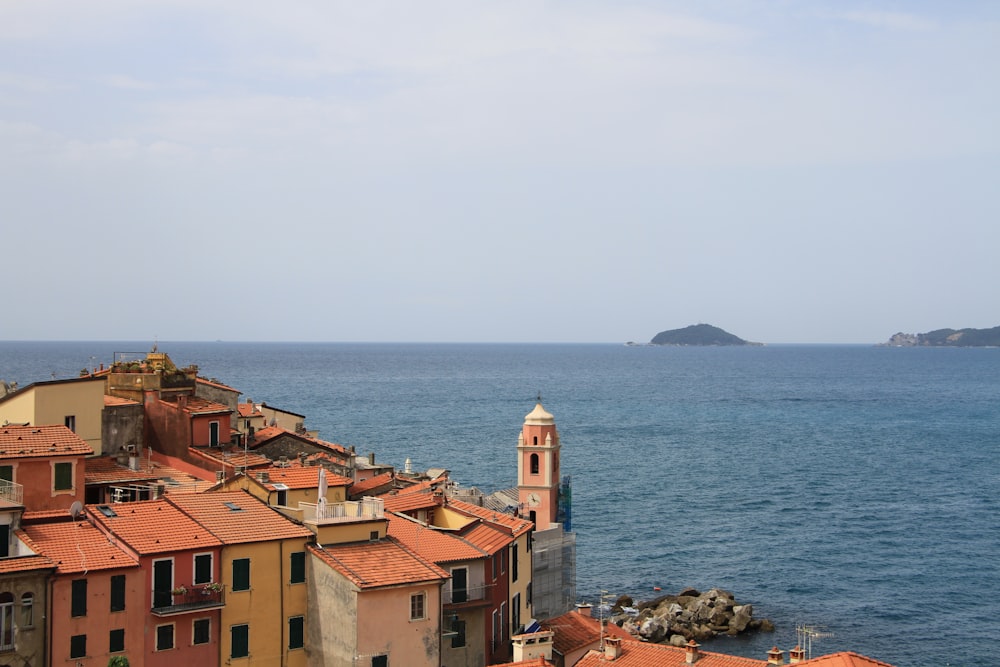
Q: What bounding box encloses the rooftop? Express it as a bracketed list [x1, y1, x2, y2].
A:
[0, 425, 93, 460]
[309, 536, 448, 589]
[87, 498, 223, 555]
[22, 521, 139, 574]
[167, 490, 312, 544]
[387, 512, 485, 564]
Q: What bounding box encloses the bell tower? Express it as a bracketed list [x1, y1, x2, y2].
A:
[517, 401, 561, 530]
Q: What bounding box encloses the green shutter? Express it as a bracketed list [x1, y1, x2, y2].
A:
[290, 552, 305, 584]
[231, 624, 249, 658]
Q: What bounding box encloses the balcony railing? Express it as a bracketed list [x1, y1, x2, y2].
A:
[303, 497, 384, 523]
[443, 583, 491, 606]
[151, 584, 225, 616]
[0, 479, 23, 506]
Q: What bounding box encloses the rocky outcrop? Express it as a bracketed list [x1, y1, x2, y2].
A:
[608, 588, 773, 644]
[650, 324, 762, 346]
[881, 326, 1000, 347]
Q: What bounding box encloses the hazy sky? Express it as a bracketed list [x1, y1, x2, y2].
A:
[2, 1, 997, 344]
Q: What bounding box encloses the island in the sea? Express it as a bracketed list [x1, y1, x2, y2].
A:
[883, 325, 1000, 347]
[645, 323, 762, 346]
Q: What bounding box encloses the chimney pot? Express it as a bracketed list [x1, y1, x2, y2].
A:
[604, 636, 622, 661]
[767, 646, 785, 665]
[575, 603, 592, 617]
[789, 646, 806, 663]
[685, 640, 701, 664]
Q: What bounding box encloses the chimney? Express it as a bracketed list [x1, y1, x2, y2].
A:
[789, 646, 806, 664]
[575, 603, 592, 617]
[685, 640, 701, 664]
[603, 636, 622, 661]
[257, 472, 269, 483]
[767, 647, 785, 665]
[369, 452, 375, 465]
[510, 630, 554, 663]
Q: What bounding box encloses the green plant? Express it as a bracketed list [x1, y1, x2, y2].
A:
[108, 656, 130, 667]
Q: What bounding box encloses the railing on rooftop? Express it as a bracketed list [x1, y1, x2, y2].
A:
[302, 497, 384, 523]
[151, 584, 225, 616]
[0, 479, 23, 506]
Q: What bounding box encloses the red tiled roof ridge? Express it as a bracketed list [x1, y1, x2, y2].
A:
[446, 498, 533, 537]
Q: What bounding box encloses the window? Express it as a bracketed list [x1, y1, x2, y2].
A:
[0, 593, 13, 651]
[372, 656, 388, 667]
[492, 554, 498, 580]
[20, 592, 33, 627]
[492, 609, 500, 651]
[194, 553, 213, 585]
[409, 592, 425, 621]
[290, 551, 305, 584]
[0, 524, 7, 558]
[0, 465, 12, 482]
[512, 593, 521, 634]
[501, 548, 507, 574]
[209, 421, 220, 447]
[451, 567, 468, 603]
[193, 618, 211, 645]
[156, 624, 174, 651]
[54, 461, 74, 491]
[71, 579, 87, 617]
[450, 619, 466, 649]
[530, 453, 539, 475]
[232, 558, 250, 591]
[512, 544, 519, 582]
[70, 634, 87, 659]
[288, 616, 304, 650]
[110, 574, 126, 612]
[231, 624, 249, 659]
[500, 601, 508, 640]
[109, 628, 125, 653]
[276, 489, 288, 506]
[65, 415, 76, 432]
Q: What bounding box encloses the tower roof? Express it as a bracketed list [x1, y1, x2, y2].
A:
[524, 403, 554, 426]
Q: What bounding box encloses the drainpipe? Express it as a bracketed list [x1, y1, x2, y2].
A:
[280, 539, 286, 667]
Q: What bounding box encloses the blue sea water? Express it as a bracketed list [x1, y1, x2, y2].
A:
[1, 341, 998, 667]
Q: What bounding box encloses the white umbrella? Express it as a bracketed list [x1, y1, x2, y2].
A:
[316, 467, 328, 519]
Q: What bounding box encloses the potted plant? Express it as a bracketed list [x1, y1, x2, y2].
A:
[170, 585, 187, 596]
[202, 582, 224, 593]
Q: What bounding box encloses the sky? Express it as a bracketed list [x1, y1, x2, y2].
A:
[2, 1, 998, 344]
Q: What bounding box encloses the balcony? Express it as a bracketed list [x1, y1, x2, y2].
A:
[443, 583, 492, 608]
[302, 497, 384, 524]
[151, 584, 225, 616]
[0, 479, 23, 507]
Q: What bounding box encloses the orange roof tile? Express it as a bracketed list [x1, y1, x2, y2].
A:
[0, 425, 93, 459]
[252, 464, 352, 490]
[575, 640, 770, 667]
[387, 513, 486, 564]
[22, 522, 139, 573]
[543, 610, 632, 656]
[167, 491, 312, 544]
[195, 446, 272, 470]
[447, 498, 534, 538]
[162, 395, 231, 415]
[250, 427, 350, 457]
[798, 652, 897, 667]
[0, 530, 55, 574]
[88, 499, 223, 555]
[309, 536, 448, 589]
[460, 521, 513, 555]
[104, 394, 140, 406]
[237, 403, 261, 418]
[494, 659, 555, 667]
[84, 456, 160, 485]
[383, 490, 441, 513]
[350, 471, 395, 496]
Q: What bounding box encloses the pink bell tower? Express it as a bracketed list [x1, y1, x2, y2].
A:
[517, 401, 561, 530]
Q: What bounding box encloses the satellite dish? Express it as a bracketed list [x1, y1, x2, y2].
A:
[68, 501, 84, 519]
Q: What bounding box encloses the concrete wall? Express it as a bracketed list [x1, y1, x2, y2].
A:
[356, 585, 441, 667]
[0, 570, 49, 666]
[102, 401, 144, 457]
[307, 552, 359, 666]
[0, 377, 105, 455]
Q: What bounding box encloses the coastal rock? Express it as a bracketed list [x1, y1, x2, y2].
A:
[608, 587, 772, 646]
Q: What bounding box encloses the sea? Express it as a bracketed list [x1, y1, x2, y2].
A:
[1, 341, 997, 667]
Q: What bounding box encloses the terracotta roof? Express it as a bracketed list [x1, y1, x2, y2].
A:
[460, 520, 513, 555]
[84, 456, 159, 485]
[394, 479, 437, 495]
[382, 490, 442, 513]
[447, 498, 534, 537]
[237, 403, 261, 418]
[21, 509, 71, 523]
[162, 395, 231, 415]
[574, 640, 770, 667]
[798, 652, 897, 667]
[254, 464, 352, 491]
[22, 522, 138, 573]
[167, 491, 312, 544]
[308, 536, 448, 589]
[195, 446, 272, 470]
[0, 425, 93, 459]
[104, 394, 140, 406]
[250, 426, 349, 456]
[88, 499, 223, 555]
[0, 530, 55, 574]
[543, 610, 632, 657]
[494, 659, 555, 667]
[350, 471, 395, 496]
[387, 513, 486, 564]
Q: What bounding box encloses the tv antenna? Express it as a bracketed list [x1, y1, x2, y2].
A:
[796, 624, 834, 659]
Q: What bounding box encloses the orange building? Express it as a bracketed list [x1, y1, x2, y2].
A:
[0, 425, 92, 513]
[23, 517, 144, 666]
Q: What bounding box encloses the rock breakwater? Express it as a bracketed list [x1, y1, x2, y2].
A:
[608, 587, 774, 646]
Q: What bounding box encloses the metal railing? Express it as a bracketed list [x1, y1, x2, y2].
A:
[0, 479, 23, 506]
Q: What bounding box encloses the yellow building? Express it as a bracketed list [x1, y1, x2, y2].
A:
[0, 376, 106, 455]
[167, 490, 314, 667]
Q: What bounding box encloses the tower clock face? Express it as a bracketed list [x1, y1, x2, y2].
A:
[526, 492, 541, 507]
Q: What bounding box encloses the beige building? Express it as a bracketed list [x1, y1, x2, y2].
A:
[0, 376, 106, 455]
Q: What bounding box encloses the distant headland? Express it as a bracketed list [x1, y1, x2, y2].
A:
[637, 324, 762, 347]
[882, 325, 1000, 347]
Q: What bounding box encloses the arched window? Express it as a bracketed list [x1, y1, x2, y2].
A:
[0, 592, 14, 651]
[20, 593, 32, 628]
[530, 453, 539, 475]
